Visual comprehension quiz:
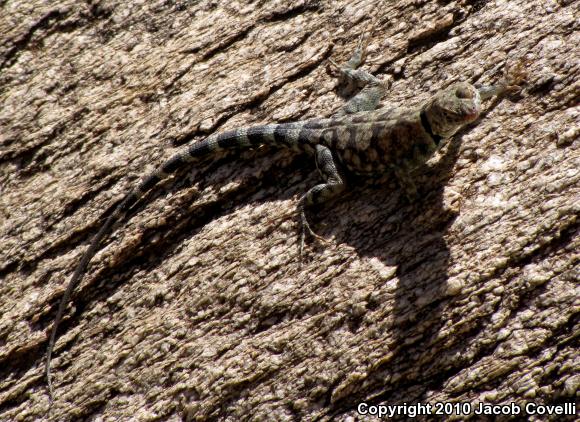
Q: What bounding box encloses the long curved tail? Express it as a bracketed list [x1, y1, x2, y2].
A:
[45, 122, 315, 401]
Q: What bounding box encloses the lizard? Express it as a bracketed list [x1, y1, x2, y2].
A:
[44, 34, 523, 402]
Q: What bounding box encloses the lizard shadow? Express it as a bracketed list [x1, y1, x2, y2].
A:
[308, 133, 465, 410]
[37, 128, 462, 412]
[318, 94, 524, 416]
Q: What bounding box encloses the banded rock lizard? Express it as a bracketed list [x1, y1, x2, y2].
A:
[45, 36, 523, 401]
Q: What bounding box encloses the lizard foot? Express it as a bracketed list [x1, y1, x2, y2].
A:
[299, 211, 329, 259]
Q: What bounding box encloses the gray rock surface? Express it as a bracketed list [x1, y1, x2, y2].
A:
[0, 0, 578, 420]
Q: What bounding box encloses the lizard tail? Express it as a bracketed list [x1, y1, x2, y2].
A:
[45, 122, 309, 400]
[45, 158, 175, 402]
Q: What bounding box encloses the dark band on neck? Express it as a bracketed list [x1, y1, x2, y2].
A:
[420, 108, 442, 146]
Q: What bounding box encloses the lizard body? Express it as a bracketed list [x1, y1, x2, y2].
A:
[45, 36, 519, 401]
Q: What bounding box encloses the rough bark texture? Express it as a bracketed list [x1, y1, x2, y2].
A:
[0, 0, 578, 421]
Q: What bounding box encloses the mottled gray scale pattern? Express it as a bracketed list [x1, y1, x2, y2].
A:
[303, 119, 326, 130]
[46, 36, 506, 403]
[321, 128, 337, 148]
[351, 113, 370, 124]
[342, 149, 353, 162]
[376, 107, 400, 122]
[328, 117, 343, 128]
[348, 126, 359, 149]
[333, 127, 349, 149]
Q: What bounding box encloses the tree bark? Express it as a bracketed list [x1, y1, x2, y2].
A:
[0, 0, 578, 420]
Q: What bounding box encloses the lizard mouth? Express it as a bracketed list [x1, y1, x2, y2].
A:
[463, 110, 479, 121]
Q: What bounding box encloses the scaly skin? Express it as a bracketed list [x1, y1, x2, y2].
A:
[45, 34, 523, 402]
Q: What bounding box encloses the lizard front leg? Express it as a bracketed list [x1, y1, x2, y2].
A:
[299, 144, 345, 257]
[330, 34, 389, 116]
[393, 165, 419, 204]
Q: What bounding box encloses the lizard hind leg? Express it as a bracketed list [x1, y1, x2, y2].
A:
[298, 145, 345, 258]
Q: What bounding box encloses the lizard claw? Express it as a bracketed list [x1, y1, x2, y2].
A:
[327, 26, 371, 74]
[298, 210, 329, 260]
[327, 58, 341, 72]
[496, 59, 530, 96]
[353, 31, 369, 66]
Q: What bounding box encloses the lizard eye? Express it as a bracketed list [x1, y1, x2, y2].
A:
[455, 86, 473, 99]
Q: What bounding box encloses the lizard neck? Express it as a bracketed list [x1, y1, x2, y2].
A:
[420, 107, 442, 146]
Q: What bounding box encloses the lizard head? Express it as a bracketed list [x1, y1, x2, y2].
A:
[423, 82, 482, 138]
